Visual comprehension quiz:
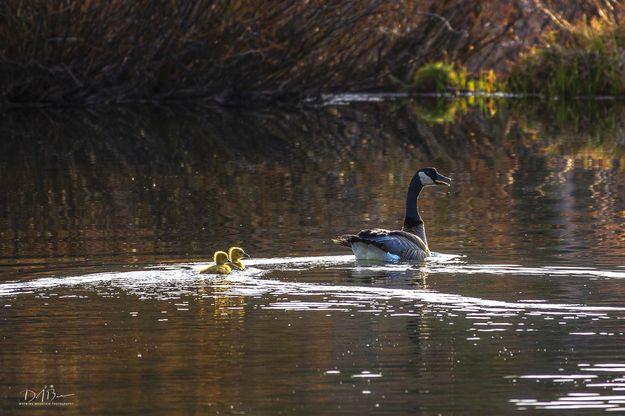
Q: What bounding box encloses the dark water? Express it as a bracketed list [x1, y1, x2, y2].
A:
[2, 100, 625, 415]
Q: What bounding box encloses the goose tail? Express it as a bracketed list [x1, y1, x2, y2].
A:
[332, 235, 356, 247]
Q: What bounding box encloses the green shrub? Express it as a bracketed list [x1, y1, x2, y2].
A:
[412, 62, 458, 92]
[392, 61, 500, 94]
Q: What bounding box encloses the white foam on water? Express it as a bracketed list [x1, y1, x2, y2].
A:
[2, 254, 625, 317]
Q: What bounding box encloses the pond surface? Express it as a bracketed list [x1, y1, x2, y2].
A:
[2, 101, 625, 414]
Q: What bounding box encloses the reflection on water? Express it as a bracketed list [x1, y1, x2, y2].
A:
[2, 102, 624, 274]
[2, 101, 625, 414]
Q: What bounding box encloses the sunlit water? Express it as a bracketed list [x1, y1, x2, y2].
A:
[2, 102, 625, 414]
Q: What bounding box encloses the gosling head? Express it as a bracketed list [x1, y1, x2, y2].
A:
[417, 167, 452, 187]
[213, 251, 230, 265]
[228, 247, 250, 262]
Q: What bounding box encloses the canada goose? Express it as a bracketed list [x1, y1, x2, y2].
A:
[333, 167, 451, 262]
[227, 246, 250, 271]
[199, 251, 232, 275]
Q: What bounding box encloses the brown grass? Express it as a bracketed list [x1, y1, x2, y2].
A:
[508, 0, 625, 97]
[0, 0, 521, 107]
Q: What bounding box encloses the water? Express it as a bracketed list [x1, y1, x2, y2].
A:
[2, 101, 625, 414]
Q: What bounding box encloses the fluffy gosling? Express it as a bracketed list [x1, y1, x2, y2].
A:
[227, 246, 250, 271]
[198, 251, 232, 275]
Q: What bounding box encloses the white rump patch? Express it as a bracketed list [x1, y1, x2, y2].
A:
[418, 171, 434, 186]
[351, 243, 400, 263]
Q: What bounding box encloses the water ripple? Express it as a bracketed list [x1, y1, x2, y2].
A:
[4, 255, 625, 413]
[2, 256, 625, 319]
[510, 363, 625, 412]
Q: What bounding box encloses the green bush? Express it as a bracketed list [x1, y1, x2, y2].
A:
[391, 61, 500, 95]
[412, 62, 459, 92]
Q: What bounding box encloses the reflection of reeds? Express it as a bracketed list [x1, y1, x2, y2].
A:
[511, 99, 625, 160]
[0, 104, 497, 264]
[0, 104, 513, 269]
[3, 103, 625, 270]
[410, 96, 499, 124]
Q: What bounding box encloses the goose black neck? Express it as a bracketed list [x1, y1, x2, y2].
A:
[403, 175, 423, 229]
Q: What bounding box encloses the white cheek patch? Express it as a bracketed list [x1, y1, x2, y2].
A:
[418, 171, 434, 186]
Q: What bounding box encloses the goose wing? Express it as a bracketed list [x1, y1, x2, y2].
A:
[334, 228, 429, 260]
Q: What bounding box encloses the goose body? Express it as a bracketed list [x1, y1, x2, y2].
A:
[333, 167, 451, 262]
[199, 251, 232, 275]
[227, 246, 250, 271]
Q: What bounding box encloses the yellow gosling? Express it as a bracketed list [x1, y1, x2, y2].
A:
[227, 247, 250, 271]
[198, 251, 232, 275]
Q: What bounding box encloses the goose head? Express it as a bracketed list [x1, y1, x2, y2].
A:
[213, 251, 230, 265]
[228, 247, 250, 262]
[417, 167, 452, 187]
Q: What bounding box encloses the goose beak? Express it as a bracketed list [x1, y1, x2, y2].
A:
[242, 252, 251, 259]
[434, 173, 452, 186]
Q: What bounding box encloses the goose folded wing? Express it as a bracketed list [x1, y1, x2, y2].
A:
[357, 229, 428, 259]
